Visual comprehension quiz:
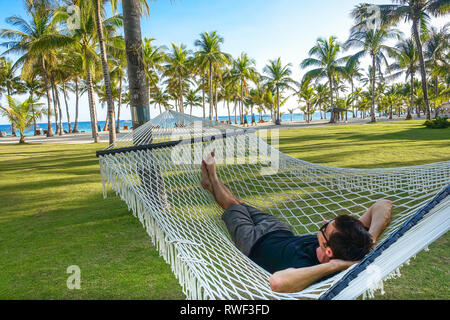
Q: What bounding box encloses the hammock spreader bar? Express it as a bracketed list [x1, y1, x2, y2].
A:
[320, 184, 450, 300]
[96, 128, 255, 157]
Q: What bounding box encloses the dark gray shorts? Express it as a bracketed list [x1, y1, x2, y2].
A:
[222, 203, 292, 256]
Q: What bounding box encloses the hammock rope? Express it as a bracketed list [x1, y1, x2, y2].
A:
[97, 110, 450, 300]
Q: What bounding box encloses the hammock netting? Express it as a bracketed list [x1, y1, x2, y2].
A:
[97, 110, 450, 300]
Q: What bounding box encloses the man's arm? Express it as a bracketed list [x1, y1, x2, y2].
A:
[359, 199, 393, 244]
[269, 260, 356, 293]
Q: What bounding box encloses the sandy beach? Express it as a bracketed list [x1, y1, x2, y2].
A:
[0, 115, 415, 145]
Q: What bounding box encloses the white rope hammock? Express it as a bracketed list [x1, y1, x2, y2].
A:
[97, 110, 450, 300]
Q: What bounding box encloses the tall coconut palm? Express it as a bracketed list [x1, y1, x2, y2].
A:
[119, 0, 151, 129]
[295, 78, 317, 123]
[424, 23, 450, 116]
[0, 95, 44, 143]
[345, 22, 401, 122]
[150, 87, 170, 114]
[231, 53, 257, 124]
[314, 83, 330, 120]
[164, 43, 192, 114]
[194, 31, 231, 120]
[300, 36, 347, 123]
[263, 57, 295, 125]
[93, 0, 122, 144]
[184, 89, 202, 117]
[343, 59, 363, 117]
[358, 1, 450, 120]
[23, 77, 43, 135]
[389, 38, 420, 119]
[142, 37, 166, 102]
[109, 36, 128, 133]
[0, 58, 22, 135]
[63, 0, 104, 142]
[0, 5, 74, 137]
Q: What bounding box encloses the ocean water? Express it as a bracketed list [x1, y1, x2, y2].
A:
[0, 111, 361, 136]
[0, 120, 134, 137]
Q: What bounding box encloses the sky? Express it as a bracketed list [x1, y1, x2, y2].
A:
[0, 0, 448, 124]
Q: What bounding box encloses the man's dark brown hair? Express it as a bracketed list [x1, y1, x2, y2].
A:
[328, 215, 373, 261]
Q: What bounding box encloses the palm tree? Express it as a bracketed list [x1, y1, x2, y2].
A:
[295, 78, 317, 123]
[66, 0, 105, 142]
[287, 108, 295, 122]
[23, 77, 44, 135]
[150, 87, 170, 114]
[1, 5, 74, 137]
[184, 89, 202, 117]
[231, 53, 257, 124]
[109, 36, 128, 133]
[362, 1, 450, 120]
[164, 43, 192, 114]
[389, 38, 420, 119]
[221, 72, 238, 123]
[142, 37, 166, 101]
[93, 0, 122, 144]
[424, 23, 450, 116]
[343, 59, 363, 118]
[194, 31, 231, 120]
[345, 23, 401, 122]
[0, 95, 44, 143]
[0, 58, 22, 135]
[119, 0, 151, 129]
[300, 36, 347, 123]
[263, 57, 295, 125]
[314, 83, 330, 120]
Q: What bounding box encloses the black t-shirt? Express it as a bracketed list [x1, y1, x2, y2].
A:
[248, 230, 321, 274]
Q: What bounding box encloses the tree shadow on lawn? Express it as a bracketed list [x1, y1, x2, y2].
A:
[0, 189, 185, 299]
[276, 125, 449, 145]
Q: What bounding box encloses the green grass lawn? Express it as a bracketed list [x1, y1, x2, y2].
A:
[0, 120, 449, 299]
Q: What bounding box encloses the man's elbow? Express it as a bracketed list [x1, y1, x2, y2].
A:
[378, 199, 393, 219]
[269, 273, 285, 292]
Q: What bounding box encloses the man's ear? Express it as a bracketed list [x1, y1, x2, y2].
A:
[325, 247, 334, 258]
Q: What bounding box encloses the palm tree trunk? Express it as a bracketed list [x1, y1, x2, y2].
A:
[62, 83, 72, 133]
[50, 75, 59, 135]
[227, 100, 231, 123]
[95, 0, 116, 143]
[87, 70, 99, 143]
[19, 130, 25, 143]
[214, 81, 218, 122]
[54, 83, 64, 135]
[407, 76, 414, 120]
[202, 76, 206, 119]
[116, 77, 122, 133]
[328, 74, 334, 123]
[179, 74, 184, 113]
[276, 86, 281, 125]
[122, 0, 150, 130]
[370, 54, 376, 123]
[412, 19, 431, 120]
[209, 64, 214, 120]
[29, 92, 37, 136]
[42, 57, 54, 137]
[6, 86, 16, 136]
[73, 78, 79, 133]
[103, 112, 109, 131]
[433, 76, 439, 117]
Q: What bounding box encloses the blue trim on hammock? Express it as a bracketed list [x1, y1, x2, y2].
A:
[319, 184, 450, 300]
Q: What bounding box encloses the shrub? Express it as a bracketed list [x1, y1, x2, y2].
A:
[423, 116, 450, 129]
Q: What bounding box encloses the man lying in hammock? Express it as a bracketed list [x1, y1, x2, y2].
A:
[200, 152, 392, 293]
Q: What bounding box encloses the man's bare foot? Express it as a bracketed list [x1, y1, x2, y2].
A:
[200, 160, 213, 192]
[204, 152, 218, 182]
